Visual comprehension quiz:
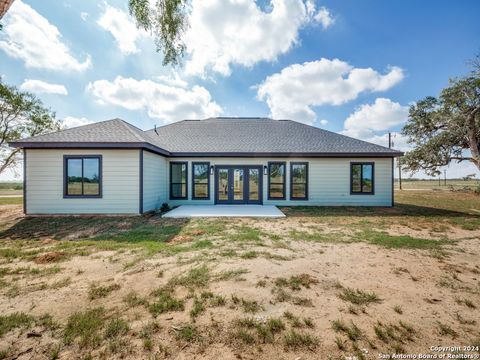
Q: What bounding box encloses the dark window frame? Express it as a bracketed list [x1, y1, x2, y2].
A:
[350, 162, 375, 195]
[63, 155, 102, 198]
[170, 161, 188, 200]
[289, 162, 308, 200]
[192, 161, 210, 200]
[268, 161, 286, 200]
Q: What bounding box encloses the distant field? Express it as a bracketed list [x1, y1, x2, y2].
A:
[396, 179, 480, 191]
[0, 182, 22, 196]
[0, 196, 22, 205]
[0, 182, 22, 189]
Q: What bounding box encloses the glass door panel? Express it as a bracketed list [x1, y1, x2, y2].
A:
[233, 168, 244, 201]
[218, 168, 229, 201]
[216, 166, 262, 204]
[248, 169, 259, 201]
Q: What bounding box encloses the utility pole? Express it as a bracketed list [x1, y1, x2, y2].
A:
[398, 157, 402, 190]
[444, 169, 447, 186]
[389, 133, 402, 191]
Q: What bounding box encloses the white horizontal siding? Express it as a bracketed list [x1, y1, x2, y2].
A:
[167, 157, 393, 207]
[142, 150, 167, 212]
[26, 149, 140, 214]
[25, 151, 393, 214]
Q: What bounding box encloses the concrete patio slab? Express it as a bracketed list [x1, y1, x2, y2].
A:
[162, 205, 285, 218]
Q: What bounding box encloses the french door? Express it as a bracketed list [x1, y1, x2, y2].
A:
[215, 166, 262, 204]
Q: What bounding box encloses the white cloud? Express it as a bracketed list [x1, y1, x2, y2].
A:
[305, 0, 315, 16]
[308, 3, 335, 29]
[80, 12, 89, 21]
[342, 98, 409, 139]
[155, 72, 189, 88]
[62, 116, 93, 129]
[257, 58, 404, 124]
[97, 4, 147, 55]
[185, 0, 334, 77]
[0, 0, 91, 71]
[319, 119, 328, 126]
[20, 79, 68, 95]
[87, 76, 222, 123]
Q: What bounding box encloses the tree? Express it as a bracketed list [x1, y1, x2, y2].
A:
[401, 63, 480, 176]
[0, 0, 16, 29]
[0, 79, 61, 175]
[129, 0, 189, 66]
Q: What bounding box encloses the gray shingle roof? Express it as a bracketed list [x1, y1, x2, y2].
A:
[10, 117, 402, 156]
[11, 119, 147, 143]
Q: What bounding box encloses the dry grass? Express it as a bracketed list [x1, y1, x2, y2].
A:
[338, 287, 381, 306]
[88, 283, 121, 300]
[0, 190, 479, 358]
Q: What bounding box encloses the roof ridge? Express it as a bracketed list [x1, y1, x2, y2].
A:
[68, 118, 115, 130]
[116, 119, 148, 142]
[146, 119, 191, 133]
[21, 118, 112, 141]
[210, 117, 270, 120]
[116, 118, 146, 132]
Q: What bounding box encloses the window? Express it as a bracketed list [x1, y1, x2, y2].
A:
[351, 162, 374, 194]
[268, 162, 286, 200]
[290, 162, 308, 200]
[170, 162, 188, 199]
[64, 155, 101, 197]
[192, 162, 210, 200]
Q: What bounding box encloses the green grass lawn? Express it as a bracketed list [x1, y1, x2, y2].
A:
[396, 190, 480, 213]
[0, 190, 478, 240]
[0, 190, 478, 260]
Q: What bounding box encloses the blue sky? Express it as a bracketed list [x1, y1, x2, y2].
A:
[1, 0, 479, 179]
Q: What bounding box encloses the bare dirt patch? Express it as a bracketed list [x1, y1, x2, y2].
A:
[34, 251, 66, 264]
[169, 234, 194, 244]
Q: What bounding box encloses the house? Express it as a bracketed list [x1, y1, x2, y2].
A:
[9, 117, 403, 215]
